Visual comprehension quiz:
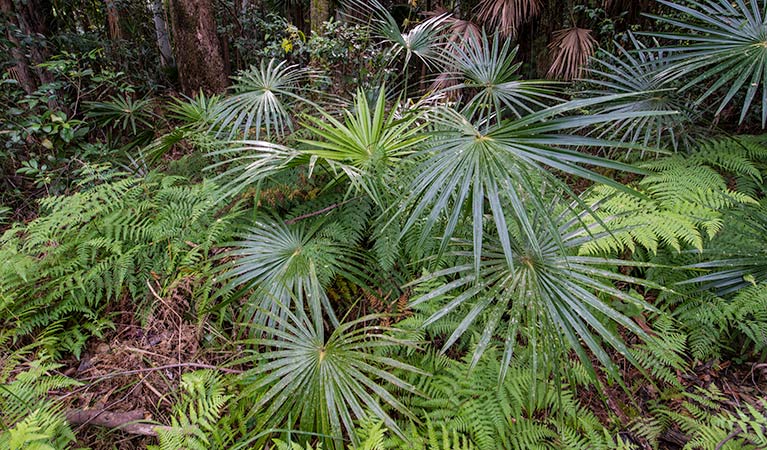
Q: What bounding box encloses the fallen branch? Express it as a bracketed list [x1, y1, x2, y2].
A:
[65, 408, 171, 436]
[284, 197, 359, 225]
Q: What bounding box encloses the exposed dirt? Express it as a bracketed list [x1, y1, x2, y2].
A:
[56, 277, 224, 449]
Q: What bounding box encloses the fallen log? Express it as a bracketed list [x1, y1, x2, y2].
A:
[65, 408, 171, 436]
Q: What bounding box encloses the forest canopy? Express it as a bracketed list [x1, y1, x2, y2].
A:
[2, 1, 767, 449]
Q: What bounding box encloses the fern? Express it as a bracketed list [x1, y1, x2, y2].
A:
[634, 386, 767, 450]
[149, 370, 230, 450]
[0, 359, 79, 450]
[0, 173, 241, 357]
[579, 137, 763, 256]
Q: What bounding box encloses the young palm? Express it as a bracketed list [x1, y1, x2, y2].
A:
[439, 29, 560, 123]
[237, 306, 422, 448]
[342, 0, 449, 70]
[299, 87, 429, 205]
[213, 59, 322, 140]
[581, 34, 699, 152]
[219, 217, 366, 326]
[646, 0, 767, 126]
[409, 201, 662, 382]
[396, 97, 665, 272]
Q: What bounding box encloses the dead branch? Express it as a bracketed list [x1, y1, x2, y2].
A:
[65, 408, 171, 436]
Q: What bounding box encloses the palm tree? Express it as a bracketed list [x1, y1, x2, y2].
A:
[408, 198, 662, 381]
[645, 0, 767, 126]
[213, 59, 323, 140]
[581, 34, 700, 152]
[237, 306, 422, 448]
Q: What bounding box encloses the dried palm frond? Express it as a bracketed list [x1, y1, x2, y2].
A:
[476, 0, 541, 37]
[546, 27, 596, 80]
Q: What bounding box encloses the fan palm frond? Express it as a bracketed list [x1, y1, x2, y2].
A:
[476, 0, 541, 37]
[441, 29, 560, 122]
[238, 307, 422, 447]
[219, 217, 366, 326]
[205, 140, 301, 199]
[645, 0, 767, 126]
[581, 34, 699, 152]
[408, 202, 660, 381]
[682, 200, 767, 296]
[213, 59, 322, 140]
[299, 86, 429, 205]
[396, 96, 666, 271]
[342, 0, 450, 69]
[547, 27, 597, 81]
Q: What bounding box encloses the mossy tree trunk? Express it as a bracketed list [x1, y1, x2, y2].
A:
[310, 0, 330, 34]
[168, 0, 229, 95]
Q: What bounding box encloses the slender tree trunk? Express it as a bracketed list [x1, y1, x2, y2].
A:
[151, 0, 174, 67]
[310, 0, 330, 34]
[168, 0, 229, 95]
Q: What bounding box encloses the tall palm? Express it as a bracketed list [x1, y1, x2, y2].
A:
[408, 201, 661, 381]
[645, 0, 767, 126]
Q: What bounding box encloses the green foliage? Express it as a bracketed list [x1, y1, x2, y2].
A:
[213, 59, 322, 140]
[442, 30, 558, 122]
[219, 213, 368, 325]
[396, 97, 654, 270]
[396, 349, 625, 450]
[85, 93, 156, 135]
[150, 371, 230, 450]
[673, 284, 767, 361]
[236, 307, 422, 448]
[579, 137, 764, 256]
[342, 0, 449, 70]
[411, 196, 664, 381]
[633, 386, 767, 450]
[582, 33, 699, 152]
[0, 359, 79, 450]
[0, 173, 240, 356]
[299, 86, 428, 204]
[645, 0, 767, 126]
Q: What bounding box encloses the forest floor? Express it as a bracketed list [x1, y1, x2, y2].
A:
[45, 283, 767, 450]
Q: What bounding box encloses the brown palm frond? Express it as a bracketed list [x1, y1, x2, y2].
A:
[476, 0, 541, 37]
[424, 8, 481, 43]
[546, 27, 596, 81]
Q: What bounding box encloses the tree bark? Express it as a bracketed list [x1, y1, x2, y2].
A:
[104, 0, 123, 40]
[310, 0, 330, 34]
[168, 0, 229, 95]
[0, 0, 54, 94]
[151, 0, 174, 67]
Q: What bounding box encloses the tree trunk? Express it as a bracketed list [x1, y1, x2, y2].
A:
[310, 0, 330, 34]
[104, 0, 123, 40]
[151, 0, 174, 67]
[0, 0, 54, 94]
[168, 0, 229, 95]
